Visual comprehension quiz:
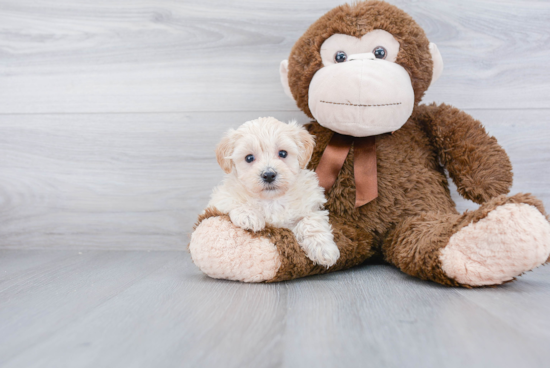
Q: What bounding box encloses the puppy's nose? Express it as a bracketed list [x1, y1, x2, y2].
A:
[261, 170, 277, 184]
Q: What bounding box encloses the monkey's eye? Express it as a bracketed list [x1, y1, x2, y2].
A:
[373, 46, 387, 59]
[278, 150, 288, 158]
[245, 154, 255, 163]
[334, 51, 347, 63]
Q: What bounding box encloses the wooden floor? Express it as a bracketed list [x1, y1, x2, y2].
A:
[1, 0, 550, 367]
[0, 250, 550, 368]
[1, 249, 549, 368]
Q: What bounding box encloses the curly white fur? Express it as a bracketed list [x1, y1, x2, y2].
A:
[207, 117, 340, 267]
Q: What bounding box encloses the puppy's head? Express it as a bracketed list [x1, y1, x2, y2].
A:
[216, 117, 315, 198]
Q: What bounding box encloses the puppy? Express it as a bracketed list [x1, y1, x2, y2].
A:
[207, 117, 340, 267]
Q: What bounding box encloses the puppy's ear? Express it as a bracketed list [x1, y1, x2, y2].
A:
[289, 121, 315, 169]
[216, 129, 238, 174]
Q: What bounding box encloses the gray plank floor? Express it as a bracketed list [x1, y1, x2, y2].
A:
[1, 250, 549, 368]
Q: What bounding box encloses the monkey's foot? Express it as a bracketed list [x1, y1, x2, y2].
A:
[440, 203, 550, 286]
[189, 217, 281, 282]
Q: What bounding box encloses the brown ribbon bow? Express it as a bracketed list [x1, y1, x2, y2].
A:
[315, 133, 378, 208]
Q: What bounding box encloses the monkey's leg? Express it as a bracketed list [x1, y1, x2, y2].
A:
[382, 194, 550, 287]
[189, 208, 376, 282]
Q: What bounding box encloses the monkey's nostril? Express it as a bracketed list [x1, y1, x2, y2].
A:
[261, 170, 277, 184]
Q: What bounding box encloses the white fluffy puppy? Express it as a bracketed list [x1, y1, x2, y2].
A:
[207, 117, 340, 267]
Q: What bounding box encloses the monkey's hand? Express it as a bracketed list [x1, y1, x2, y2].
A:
[229, 207, 266, 233]
[418, 103, 513, 204]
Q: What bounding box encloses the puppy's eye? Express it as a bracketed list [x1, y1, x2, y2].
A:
[278, 150, 288, 158]
[334, 51, 347, 63]
[373, 46, 387, 59]
[245, 154, 255, 163]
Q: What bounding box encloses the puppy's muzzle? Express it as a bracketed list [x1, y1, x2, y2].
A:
[261, 169, 277, 184]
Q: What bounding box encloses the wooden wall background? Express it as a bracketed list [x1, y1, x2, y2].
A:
[0, 0, 549, 250]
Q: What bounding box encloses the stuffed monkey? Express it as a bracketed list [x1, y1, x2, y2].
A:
[189, 0, 550, 286]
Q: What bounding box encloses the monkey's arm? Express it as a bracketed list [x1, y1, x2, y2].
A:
[418, 103, 513, 204]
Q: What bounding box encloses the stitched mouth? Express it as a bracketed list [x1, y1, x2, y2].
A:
[320, 100, 401, 107]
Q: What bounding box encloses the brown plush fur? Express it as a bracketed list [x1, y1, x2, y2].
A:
[196, 207, 377, 282]
[417, 103, 514, 204]
[194, 1, 548, 286]
[382, 193, 547, 287]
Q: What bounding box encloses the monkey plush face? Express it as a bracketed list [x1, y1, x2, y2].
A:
[307, 29, 415, 136]
[280, 1, 444, 137]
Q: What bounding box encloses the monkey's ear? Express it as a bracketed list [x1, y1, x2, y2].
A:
[289, 121, 315, 169]
[215, 130, 238, 174]
[429, 43, 444, 86]
[280, 60, 295, 101]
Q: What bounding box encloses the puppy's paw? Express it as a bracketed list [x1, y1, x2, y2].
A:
[229, 208, 265, 232]
[303, 239, 340, 267]
[293, 214, 340, 267]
